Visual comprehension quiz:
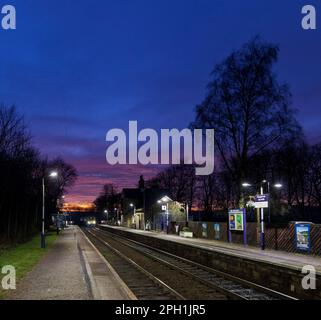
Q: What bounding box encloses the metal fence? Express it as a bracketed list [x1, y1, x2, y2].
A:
[173, 221, 321, 256]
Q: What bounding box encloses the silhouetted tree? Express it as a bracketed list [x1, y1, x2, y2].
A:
[44, 157, 78, 223]
[94, 184, 121, 218]
[146, 165, 197, 210]
[0, 104, 77, 243]
[308, 143, 321, 210]
[191, 37, 302, 203]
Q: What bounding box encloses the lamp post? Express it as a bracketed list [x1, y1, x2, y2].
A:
[113, 207, 117, 225]
[185, 203, 189, 227]
[158, 196, 172, 234]
[41, 171, 58, 249]
[130, 203, 136, 228]
[259, 184, 265, 250]
[242, 181, 283, 251]
[165, 202, 169, 234]
[104, 210, 108, 224]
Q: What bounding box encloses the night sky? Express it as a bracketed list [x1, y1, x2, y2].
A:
[0, 0, 320, 204]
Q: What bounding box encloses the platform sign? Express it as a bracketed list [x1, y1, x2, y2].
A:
[229, 209, 244, 231]
[295, 223, 311, 252]
[255, 194, 269, 209]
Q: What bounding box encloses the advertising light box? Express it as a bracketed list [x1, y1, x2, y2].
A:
[229, 209, 244, 231]
[295, 223, 311, 252]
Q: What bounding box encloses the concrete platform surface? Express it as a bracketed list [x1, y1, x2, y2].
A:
[103, 225, 321, 274]
[9, 226, 135, 300]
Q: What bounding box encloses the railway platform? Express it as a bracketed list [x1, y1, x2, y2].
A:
[9, 226, 135, 300]
[103, 225, 321, 273]
[100, 225, 321, 299]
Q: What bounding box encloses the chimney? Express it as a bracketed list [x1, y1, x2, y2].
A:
[139, 175, 145, 191]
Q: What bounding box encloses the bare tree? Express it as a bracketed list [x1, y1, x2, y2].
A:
[308, 144, 321, 209]
[94, 184, 121, 215]
[191, 37, 302, 203]
[146, 165, 197, 209]
[0, 105, 77, 242]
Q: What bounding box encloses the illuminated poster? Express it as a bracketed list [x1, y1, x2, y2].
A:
[295, 223, 311, 252]
[229, 210, 244, 231]
[214, 223, 220, 240]
[202, 223, 208, 238]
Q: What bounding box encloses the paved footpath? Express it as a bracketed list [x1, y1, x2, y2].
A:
[105, 225, 321, 274]
[9, 226, 135, 300]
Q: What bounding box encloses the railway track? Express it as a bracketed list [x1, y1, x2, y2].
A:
[83, 228, 183, 300]
[85, 227, 298, 300]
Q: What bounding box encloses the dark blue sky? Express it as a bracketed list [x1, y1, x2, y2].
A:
[0, 0, 320, 203]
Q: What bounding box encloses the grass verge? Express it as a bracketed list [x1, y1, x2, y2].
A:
[0, 232, 57, 299]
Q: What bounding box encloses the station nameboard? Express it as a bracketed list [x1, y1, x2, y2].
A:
[255, 194, 269, 208]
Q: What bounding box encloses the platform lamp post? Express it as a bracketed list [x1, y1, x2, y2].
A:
[262, 180, 283, 223]
[130, 203, 136, 228]
[104, 210, 108, 224]
[41, 171, 58, 249]
[242, 181, 282, 251]
[158, 196, 173, 234]
[262, 180, 271, 223]
[185, 202, 189, 227]
[259, 184, 265, 250]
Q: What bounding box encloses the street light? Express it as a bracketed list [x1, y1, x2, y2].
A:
[49, 172, 58, 178]
[41, 171, 58, 249]
[242, 182, 252, 187]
